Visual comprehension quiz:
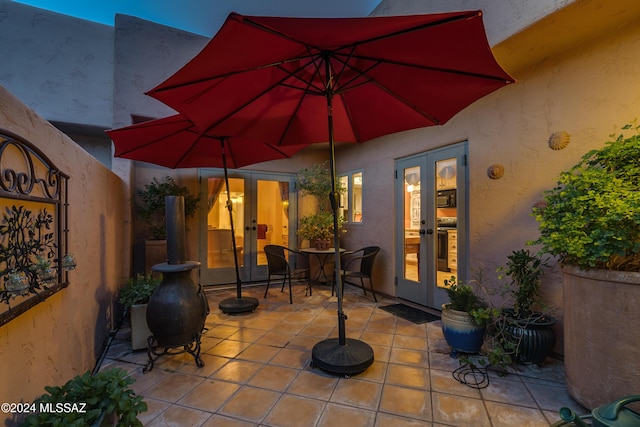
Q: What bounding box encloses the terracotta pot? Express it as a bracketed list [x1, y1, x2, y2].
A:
[562, 265, 640, 409]
[315, 238, 331, 251]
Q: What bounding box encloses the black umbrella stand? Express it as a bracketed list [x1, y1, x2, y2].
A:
[311, 67, 374, 376]
[217, 138, 259, 314]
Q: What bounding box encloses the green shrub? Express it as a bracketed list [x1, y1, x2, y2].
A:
[24, 368, 147, 427]
[136, 176, 199, 240]
[119, 273, 161, 308]
[531, 122, 640, 271]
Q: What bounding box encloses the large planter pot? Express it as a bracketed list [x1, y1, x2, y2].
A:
[441, 304, 485, 356]
[130, 304, 152, 351]
[503, 311, 556, 365]
[562, 265, 640, 409]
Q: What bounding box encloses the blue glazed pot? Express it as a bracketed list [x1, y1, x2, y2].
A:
[441, 304, 485, 356]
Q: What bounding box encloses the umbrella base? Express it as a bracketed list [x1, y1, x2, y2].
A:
[311, 338, 374, 376]
[219, 297, 259, 314]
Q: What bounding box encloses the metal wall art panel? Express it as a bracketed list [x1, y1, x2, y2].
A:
[0, 129, 74, 326]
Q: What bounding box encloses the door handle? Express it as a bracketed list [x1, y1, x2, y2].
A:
[420, 228, 434, 235]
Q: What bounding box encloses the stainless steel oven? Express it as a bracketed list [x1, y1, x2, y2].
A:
[437, 229, 449, 272]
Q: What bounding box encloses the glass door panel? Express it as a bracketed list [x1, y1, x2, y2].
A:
[199, 170, 296, 285]
[435, 157, 458, 308]
[395, 142, 467, 309]
[204, 177, 245, 282]
[396, 160, 428, 305]
[404, 166, 421, 283]
[251, 179, 290, 277]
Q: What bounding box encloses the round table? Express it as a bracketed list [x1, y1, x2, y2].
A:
[300, 247, 346, 284]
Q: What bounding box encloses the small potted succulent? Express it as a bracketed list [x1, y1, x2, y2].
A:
[119, 273, 161, 350]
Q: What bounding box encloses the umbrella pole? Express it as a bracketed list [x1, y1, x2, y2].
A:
[218, 138, 259, 314]
[311, 58, 374, 376]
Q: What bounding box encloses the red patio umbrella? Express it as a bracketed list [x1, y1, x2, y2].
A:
[107, 114, 306, 314]
[106, 113, 302, 169]
[145, 11, 515, 375]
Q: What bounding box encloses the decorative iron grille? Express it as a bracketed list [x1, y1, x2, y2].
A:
[0, 129, 73, 326]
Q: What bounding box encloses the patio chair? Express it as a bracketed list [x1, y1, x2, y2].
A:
[264, 245, 309, 304]
[339, 246, 380, 302]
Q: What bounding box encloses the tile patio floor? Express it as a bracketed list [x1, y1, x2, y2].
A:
[100, 282, 587, 426]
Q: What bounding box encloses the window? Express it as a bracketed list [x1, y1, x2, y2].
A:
[338, 170, 363, 223]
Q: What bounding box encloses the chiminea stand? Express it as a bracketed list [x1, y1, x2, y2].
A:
[143, 196, 210, 373]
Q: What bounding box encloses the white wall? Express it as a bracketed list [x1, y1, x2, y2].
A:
[0, 0, 114, 128]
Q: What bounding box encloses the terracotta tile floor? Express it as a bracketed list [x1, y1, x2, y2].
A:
[100, 283, 587, 426]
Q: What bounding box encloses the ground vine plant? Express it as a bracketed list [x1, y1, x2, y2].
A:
[532, 121, 640, 271]
[0, 205, 57, 303]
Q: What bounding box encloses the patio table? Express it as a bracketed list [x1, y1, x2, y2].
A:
[300, 247, 346, 285]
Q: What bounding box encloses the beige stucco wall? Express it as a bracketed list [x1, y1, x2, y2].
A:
[337, 2, 640, 353]
[0, 86, 126, 421]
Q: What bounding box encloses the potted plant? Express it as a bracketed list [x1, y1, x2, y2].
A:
[119, 273, 161, 350]
[441, 275, 488, 356]
[296, 163, 345, 249]
[531, 121, 640, 408]
[298, 212, 345, 250]
[23, 368, 147, 426]
[497, 249, 556, 365]
[135, 176, 199, 271]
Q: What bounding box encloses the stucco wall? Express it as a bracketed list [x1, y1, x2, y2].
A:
[337, 2, 640, 353]
[371, 0, 574, 46]
[0, 86, 125, 423]
[0, 0, 114, 128]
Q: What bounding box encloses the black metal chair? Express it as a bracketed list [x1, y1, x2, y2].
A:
[340, 246, 380, 302]
[264, 245, 309, 304]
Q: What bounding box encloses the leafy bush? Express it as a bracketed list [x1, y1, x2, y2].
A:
[119, 273, 161, 308]
[499, 249, 548, 318]
[297, 163, 346, 242]
[443, 276, 487, 313]
[298, 212, 345, 241]
[135, 176, 199, 240]
[531, 122, 640, 271]
[24, 368, 147, 427]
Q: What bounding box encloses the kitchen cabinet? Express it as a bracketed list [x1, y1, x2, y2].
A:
[447, 229, 457, 271]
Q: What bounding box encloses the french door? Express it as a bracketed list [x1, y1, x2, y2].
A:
[395, 142, 467, 309]
[198, 170, 296, 285]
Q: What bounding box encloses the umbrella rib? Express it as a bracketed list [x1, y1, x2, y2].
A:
[328, 55, 443, 125]
[150, 53, 312, 96]
[333, 51, 513, 86]
[277, 56, 323, 145]
[150, 11, 502, 99]
[345, 11, 482, 49]
[235, 11, 481, 63]
[115, 124, 195, 157]
[170, 128, 210, 169]
[197, 62, 312, 132]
